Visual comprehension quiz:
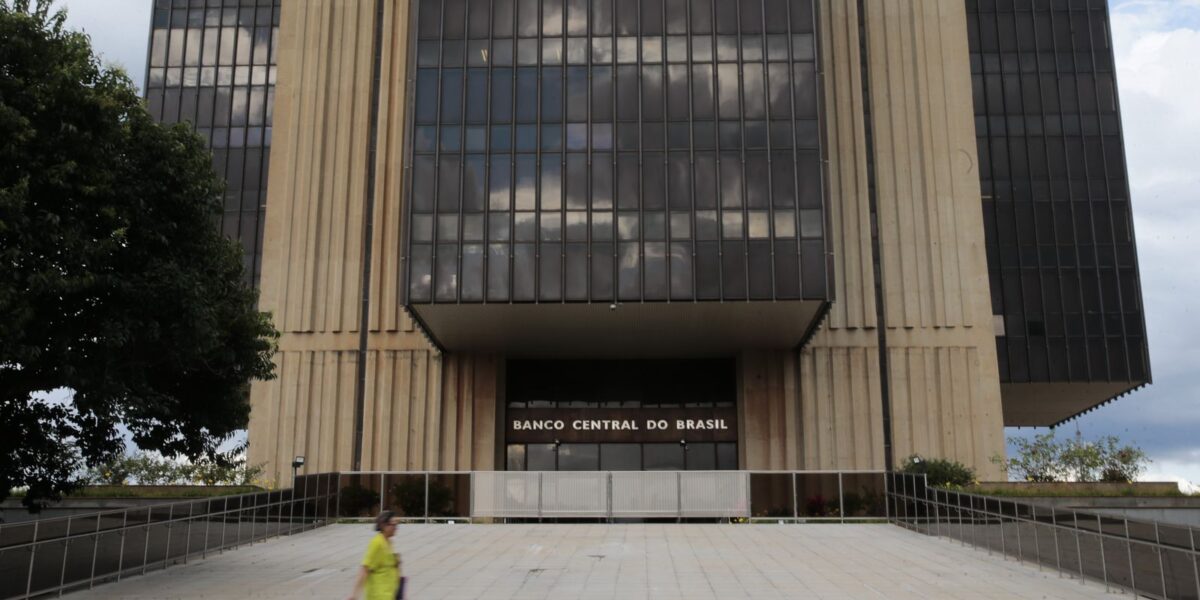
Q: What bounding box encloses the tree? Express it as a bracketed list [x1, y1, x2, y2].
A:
[0, 0, 278, 509]
[1002, 432, 1064, 482]
[900, 455, 976, 488]
[999, 431, 1150, 483]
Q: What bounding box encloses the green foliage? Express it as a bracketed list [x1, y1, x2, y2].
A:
[998, 431, 1150, 483]
[900, 455, 976, 488]
[390, 479, 453, 518]
[1003, 432, 1065, 482]
[82, 451, 266, 487]
[0, 0, 278, 510]
[1095, 437, 1149, 483]
[339, 485, 381, 517]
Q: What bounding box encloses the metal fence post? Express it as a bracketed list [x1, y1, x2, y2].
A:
[883, 473, 891, 521]
[930, 486, 940, 537]
[162, 505, 174, 569]
[336, 474, 344, 520]
[537, 472, 544, 522]
[140, 510, 151, 575]
[792, 473, 799, 521]
[183, 502, 193, 564]
[58, 516, 72, 596]
[997, 500, 1006, 559]
[1122, 518, 1133, 593]
[1097, 515, 1110, 591]
[1191, 526, 1200, 600]
[1073, 512, 1084, 583]
[203, 499, 213, 558]
[425, 473, 431, 523]
[1029, 504, 1041, 571]
[964, 494, 974, 549]
[837, 473, 845, 524]
[675, 471, 682, 523]
[1155, 522, 1167, 597]
[26, 520, 39, 597]
[89, 514, 102, 589]
[1049, 507, 1062, 577]
[287, 482, 296, 533]
[218, 497, 229, 553]
[606, 472, 613, 523]
[956, 491, 966, 547]
[115, 511, 128, 582]
[1013, 501, 1023, 563]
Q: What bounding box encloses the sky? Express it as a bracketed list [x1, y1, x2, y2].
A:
[51, 0, 1200, 489]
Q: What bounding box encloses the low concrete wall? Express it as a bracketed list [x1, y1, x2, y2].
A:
[975, 481, 1182, 495]
[1, 487, 260, 524]
[972, 483, 1200, 528]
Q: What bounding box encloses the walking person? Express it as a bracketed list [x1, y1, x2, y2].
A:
[347, 510, 405, 600]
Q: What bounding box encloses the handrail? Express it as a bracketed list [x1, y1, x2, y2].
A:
[886, 472, 1200, 600]
[0, 473, 339, 600]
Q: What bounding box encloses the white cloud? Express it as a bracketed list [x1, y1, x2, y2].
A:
[1141, 448, 1200, 494]
[56, 0, 152, 89]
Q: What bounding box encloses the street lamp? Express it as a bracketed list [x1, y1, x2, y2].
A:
[291, 455, 305, 484]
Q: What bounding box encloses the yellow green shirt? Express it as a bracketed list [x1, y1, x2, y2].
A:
[361, 532, 400, 600]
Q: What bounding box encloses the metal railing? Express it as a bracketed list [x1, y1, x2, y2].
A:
[887, 472, 1200, 600]
[334, 470, 888, 522]
[0, 473, 338, 600]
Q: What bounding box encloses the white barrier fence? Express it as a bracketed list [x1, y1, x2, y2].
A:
[471, 471, 750, 519]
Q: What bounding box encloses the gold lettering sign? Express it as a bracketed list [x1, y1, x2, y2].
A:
[505, 408, 737, 444]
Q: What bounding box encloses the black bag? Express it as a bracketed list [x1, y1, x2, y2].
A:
[396, 576, 407, 599]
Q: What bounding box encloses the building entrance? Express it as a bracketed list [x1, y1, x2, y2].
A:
[504, 360, 738, 471]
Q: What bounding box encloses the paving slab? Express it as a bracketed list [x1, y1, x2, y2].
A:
[68, 523, 1114, 599]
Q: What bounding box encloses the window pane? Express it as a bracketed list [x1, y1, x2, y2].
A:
[514, 155, 537, 209]
[441, 69, 463, 123]
[642, 66, 664, 121]
[527, 443, 556, 470]
[592, 66, 613, 120]
[717, 64, 740, 118]
[720, 155, 742, 208]
[643, 444, 684, 470]
[516, 68, 538, 122]
[438, 156, 461, 211]
[558, 444, 598, 470]
[463, 155, 486, 211]
[541, 66, 563, 122]
[566, 67, 588, 122]
[616, 66, 638, 120]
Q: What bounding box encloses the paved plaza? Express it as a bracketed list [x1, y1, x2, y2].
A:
[69, 523, 1113, 599]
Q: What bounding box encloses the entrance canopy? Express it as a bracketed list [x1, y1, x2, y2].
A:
[410, 301, 826, 357]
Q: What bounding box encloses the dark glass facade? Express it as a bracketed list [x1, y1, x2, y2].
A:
[144, 0, 280, 285]
[403, 0, 828, 305]
[967, 0, 1149, 386]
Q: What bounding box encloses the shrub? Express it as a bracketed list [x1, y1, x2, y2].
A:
[1004, 432, 1064, 482]
[391, 479, 453, 517]
[1097, 437, 1148, 483]
[900, 455, 976, 488]
[339, 484, 380, 517]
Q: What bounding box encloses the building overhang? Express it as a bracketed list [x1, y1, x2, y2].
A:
[1000, 381, 1149, 427]
[408, 301, 828, 358]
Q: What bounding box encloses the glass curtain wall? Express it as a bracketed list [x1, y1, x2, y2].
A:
[144, 0, 280, 285]
[967, 0, 1149, 384]
[405, 0, 827, 304]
